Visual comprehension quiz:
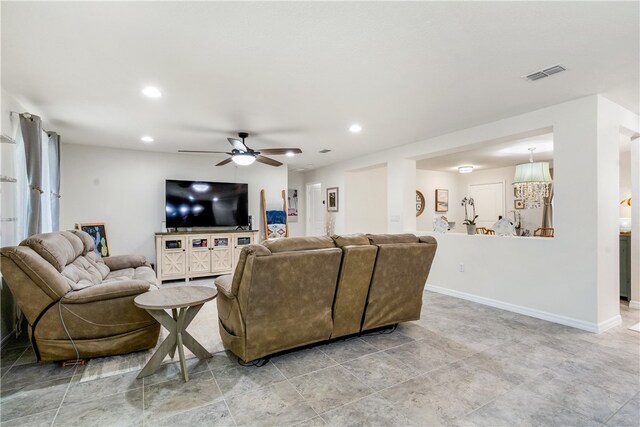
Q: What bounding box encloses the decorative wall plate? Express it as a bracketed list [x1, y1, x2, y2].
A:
[416, 191, 425, 217]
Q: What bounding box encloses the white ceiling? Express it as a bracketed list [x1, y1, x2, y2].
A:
[2, 2, 638, 170]
[416, 133, 554, 172]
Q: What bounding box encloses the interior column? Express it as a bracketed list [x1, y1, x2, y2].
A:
[630, 137, 640, 309]
[387, 159, 416, 233]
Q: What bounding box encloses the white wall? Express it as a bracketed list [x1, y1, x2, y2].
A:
[287, 170, 306, 237]
[303, 95, 639, 331]
[345, 166, 388, 234]
[60, 143, 287, 263]
[416, 170, 461, 232]
[619, 150, 631, 218]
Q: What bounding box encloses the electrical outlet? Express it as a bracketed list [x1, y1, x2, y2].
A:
[459, 263, 465, 272]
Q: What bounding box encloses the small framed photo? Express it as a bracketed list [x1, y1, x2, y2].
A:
[327, 187, 339, 212]
[435, 189, 449, 212]
[514, 199, 525, 209]
[75, 222, 110, 257]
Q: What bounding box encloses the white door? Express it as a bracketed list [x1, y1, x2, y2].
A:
[468, 182, 505, 229]
[306, 183, 324, 236]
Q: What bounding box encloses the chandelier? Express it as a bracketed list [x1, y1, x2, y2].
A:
[513, 148, 552, 209]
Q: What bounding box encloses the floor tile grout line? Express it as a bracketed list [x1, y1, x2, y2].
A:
[270, 360, 322, 424]
[1, 345, 29, 379]
[602, 390, 639, 425]
[49, 364, 78, 427]
[209, 363, 238, 427]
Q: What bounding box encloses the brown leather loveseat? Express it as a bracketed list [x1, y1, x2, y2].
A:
[0, 230, 160, 361]
[215, 233, 437, 362]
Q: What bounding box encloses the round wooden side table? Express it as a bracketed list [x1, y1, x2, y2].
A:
[134, 286, 217, 382]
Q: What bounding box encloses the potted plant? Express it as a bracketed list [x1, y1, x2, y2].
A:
[461, 197, 478, 235]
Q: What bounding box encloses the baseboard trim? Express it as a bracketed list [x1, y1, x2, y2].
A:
[425, 284, 621, 334]
[629, 300, 640, 310]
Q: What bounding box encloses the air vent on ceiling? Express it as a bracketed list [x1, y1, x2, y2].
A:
[522, 65, 567, 82]
[319, 149, 332, 154]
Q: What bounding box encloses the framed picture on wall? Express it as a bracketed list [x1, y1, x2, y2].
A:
[75, 222, 110, 257]
[327, 187, 339, 212]
[435, 189, 449, 212]
[514, 199, 525, 209]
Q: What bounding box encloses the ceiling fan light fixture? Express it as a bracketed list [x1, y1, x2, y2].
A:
[285, 151, 295, 157]
[232, 153, 256, 166]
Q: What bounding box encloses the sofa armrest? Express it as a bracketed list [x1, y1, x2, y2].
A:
[62, 280, 151, 304]
[215, 275, 234, 298]
[419, 236, 437, 245]
[103, 254, 149, 271]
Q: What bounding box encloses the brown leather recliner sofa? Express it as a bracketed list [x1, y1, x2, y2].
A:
[0, 230, 160, 361]
[215, 233, 437, 362]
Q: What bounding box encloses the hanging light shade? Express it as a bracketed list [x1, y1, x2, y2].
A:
[513, 148, 552, 209]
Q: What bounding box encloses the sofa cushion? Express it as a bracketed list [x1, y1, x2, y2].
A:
[104, 266, 157, 286]
[367, 233, 420, 245]
[61, 255, 104, 290]
[331, 234, 370, 247]
[21, 231, 84, 272]
[262, 235, 335, 253]
[85, 251, 110, 279]
[69, 229, 97, 255]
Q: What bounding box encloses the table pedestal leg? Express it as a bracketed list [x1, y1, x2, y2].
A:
[137, 304, 212, 381]
[169, 308, 178, 358]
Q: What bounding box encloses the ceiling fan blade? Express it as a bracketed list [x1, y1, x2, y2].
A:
[178, 150, 231, 154]
[215, 158, 233, 166]
[258, 148, 303, 155]
[255, 155, 283, 167]
[228, 138, 248, 152]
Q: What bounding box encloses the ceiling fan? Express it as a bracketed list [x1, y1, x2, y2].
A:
[178, 132, 302, 167]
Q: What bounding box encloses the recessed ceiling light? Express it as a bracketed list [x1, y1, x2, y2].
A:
[458, 165, 474, 174]
[141, 136, 154, 143]
[286, 151, 295, 157]
[141, 86, 162, 98]
[349, 124, 362, 133]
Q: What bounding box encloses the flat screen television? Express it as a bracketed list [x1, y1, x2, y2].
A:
[165, 180, 249, 228]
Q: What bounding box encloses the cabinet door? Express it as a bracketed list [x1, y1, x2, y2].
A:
[161, 237, 186, 277]
[162, 249, 186, 277]
[211, 235, 232, 272]
[233, 233, 254, 271]
[189, 236, 211, 275]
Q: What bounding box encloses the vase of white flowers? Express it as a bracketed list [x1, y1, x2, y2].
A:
[461, 197, 478, 235]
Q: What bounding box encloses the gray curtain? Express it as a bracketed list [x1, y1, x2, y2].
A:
[542, 182, 554, 228]
[20, 114, 43, 236]
[48, 132, 61, 231]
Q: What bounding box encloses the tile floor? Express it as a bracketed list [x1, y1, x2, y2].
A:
[1, 291, 639, 427]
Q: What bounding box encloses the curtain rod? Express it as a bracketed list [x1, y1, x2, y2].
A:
[10, 111, 54, 135]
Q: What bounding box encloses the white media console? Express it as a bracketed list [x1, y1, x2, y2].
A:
[154, 230, 259, 282]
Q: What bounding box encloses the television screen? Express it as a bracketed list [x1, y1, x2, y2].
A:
[165, 180, 249, 228]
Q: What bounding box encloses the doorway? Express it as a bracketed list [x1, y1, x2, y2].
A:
[306, 183, 323, 236]
[468, 181, 506, 229]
